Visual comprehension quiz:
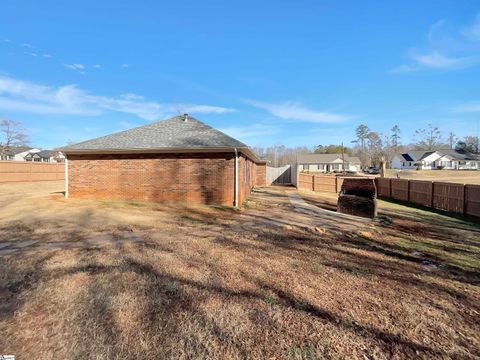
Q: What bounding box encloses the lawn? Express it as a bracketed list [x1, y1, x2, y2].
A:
[385, 169, 480, 184]
[0, 182, 479, 359]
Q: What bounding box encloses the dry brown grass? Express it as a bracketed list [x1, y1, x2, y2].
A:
[0, 181, 479, 359]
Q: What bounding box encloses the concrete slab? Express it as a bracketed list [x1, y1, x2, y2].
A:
[0, 242, 13, 250]
[12, 240, 38, 249]
[43, 242, 77, 250]
[86, 234, 115, 245]
[0, 248, 18, 256]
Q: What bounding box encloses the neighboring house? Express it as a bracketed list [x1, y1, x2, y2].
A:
[24, 150, 65, 163]
[60, 114, 267, 207]
[297, 153, 361, 172]
[391, 149, 480, 170]
[0, 146, 41, 161]
[0, 147, 65, 162]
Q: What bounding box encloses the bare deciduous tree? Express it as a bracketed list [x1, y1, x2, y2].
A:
[414, 124, 442, 150]
[447, 131, 457, 149]
[252, 144, 311, 167]
[0, 119, 29, 159]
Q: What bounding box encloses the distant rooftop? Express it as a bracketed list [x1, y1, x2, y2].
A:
[297, 153, 361, 164]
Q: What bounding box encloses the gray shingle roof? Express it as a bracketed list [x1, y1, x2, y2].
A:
[438, 149, 480, 161]
[36, 150, 54, 158]
[418, 151, 435, 161]
[60, 115, 248, 151]
[297, 153, 361, 164]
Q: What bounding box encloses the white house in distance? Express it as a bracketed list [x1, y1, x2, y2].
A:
[24, 150, 65, 163]
[0, 146, 41, 161]
[0, 146, 64, 162]
[391, 149, 480, 170]
[297, 153, 361, 172]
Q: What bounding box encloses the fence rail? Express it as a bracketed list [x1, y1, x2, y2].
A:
[0, 161, 65, 183]
[298, 173, 480, 218]
[298, 173, 357, 193]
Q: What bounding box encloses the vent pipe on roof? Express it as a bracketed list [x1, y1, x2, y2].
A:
[183, 113, 188, 122]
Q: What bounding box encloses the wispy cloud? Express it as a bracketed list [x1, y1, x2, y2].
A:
[0, 75, 235, 121]
[451, 101, 480, 113]
[93, 64, 101, 68]
[64, 63, 86, 73]
[412, 51, 479, 70]
[219, 123, 279, 141]
[181, 104, 235, 114]
[393, 14, 480, 73]
[42, 54, 52, 58]
[64, 63, 87, 75]
[389, 64, 419, 73]
[462, 13, 480, 41]
[246, 100, 354, 123]
[121, 63, 129, 68]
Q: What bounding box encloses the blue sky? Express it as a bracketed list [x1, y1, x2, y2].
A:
[0, 0, 479, 149]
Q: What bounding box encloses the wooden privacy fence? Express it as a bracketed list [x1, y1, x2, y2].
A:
[376, 177, 480, 218]
[0, 161, 65, 183]
[298, 173, 480, 218]
[298, 173, 346, 193]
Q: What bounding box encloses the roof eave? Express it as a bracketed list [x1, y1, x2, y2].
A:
[63, 146, 266, 164]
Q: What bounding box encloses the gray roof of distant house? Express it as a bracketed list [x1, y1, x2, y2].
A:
[61, 115, 248, 151]
[396, 149, 480, 162]
[59, 115, 264, 163]
[24, 150, 54, 158]
[37, 150, 54, 158]
[438, 149, 480, 161]
[418, 151, 435, 161]
[406, 151, 430, 161]
[297, 153, 361, 164]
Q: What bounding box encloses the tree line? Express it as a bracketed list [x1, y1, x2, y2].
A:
[1, 118, 478, 167]
[254, 123, 479, 167]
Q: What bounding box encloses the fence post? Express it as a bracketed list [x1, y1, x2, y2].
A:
[312, 174, 315, 191]
[388, 178, 392, 198]
[430, 181, 434, 208]
[406, 180, 410, 202]
[462, 184, 466, 215]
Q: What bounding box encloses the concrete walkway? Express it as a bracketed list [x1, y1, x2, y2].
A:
[238, 187, 372, 235]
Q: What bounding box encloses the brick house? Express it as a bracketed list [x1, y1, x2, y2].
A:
[60, 114, 266, 207]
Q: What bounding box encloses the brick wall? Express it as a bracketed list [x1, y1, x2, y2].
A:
[255, 163, 266, 187]
[68, 153, 236, 206]
[237, 155, 257, 206]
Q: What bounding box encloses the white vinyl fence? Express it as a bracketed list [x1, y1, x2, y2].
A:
[266, 165, 293, 185]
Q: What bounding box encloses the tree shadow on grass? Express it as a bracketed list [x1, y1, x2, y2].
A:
[1, 235, 476, 359]
[50, 254, 466, 358]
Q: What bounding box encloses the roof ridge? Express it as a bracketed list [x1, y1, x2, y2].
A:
[59, 114, 249, 152]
